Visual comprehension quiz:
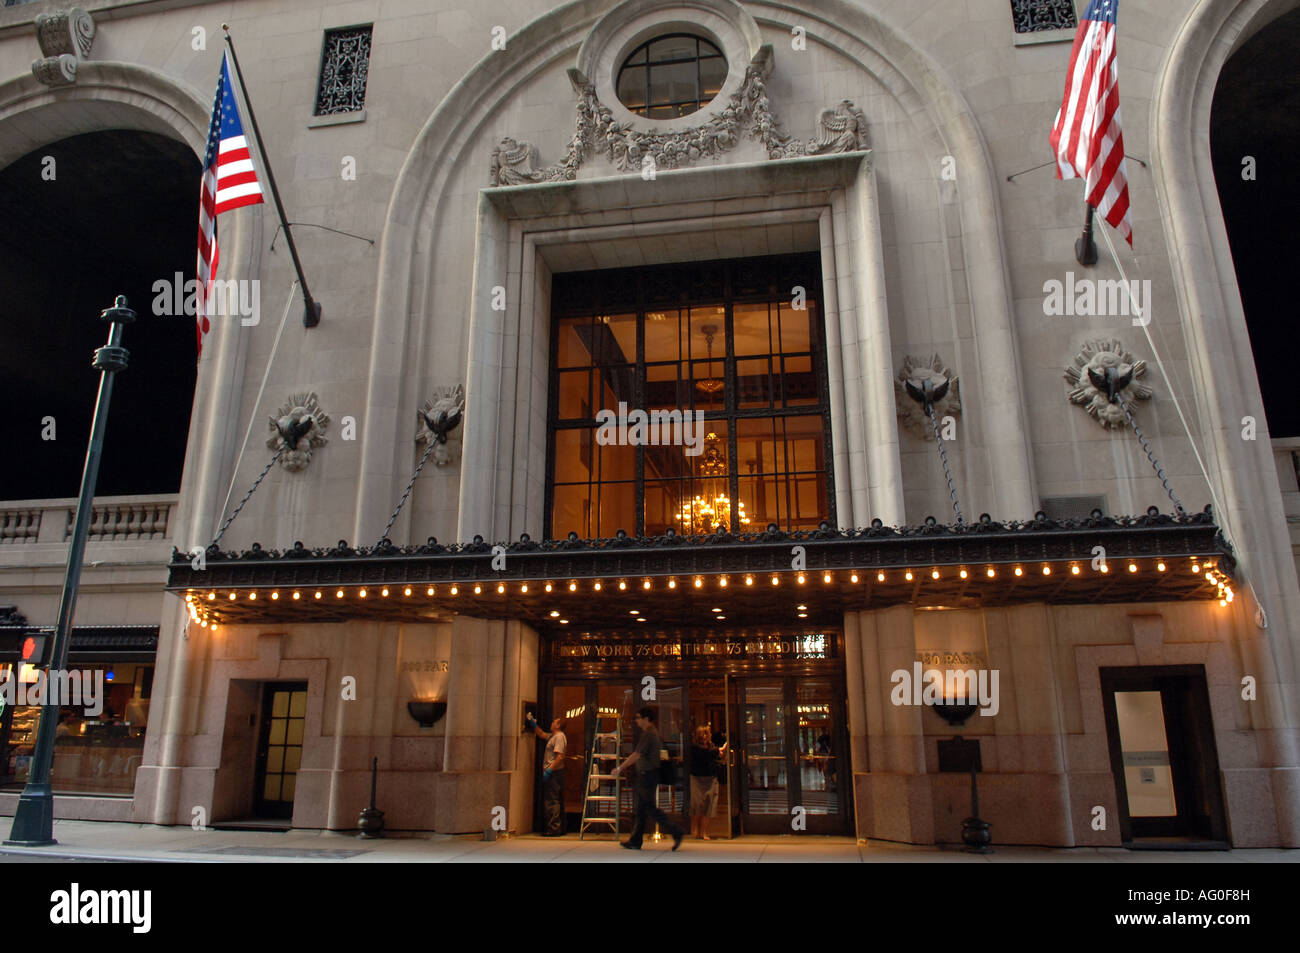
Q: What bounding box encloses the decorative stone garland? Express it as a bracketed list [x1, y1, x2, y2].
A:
[490, 48, 869, 186]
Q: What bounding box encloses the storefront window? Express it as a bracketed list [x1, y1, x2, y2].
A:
[1, 661, 153, 795]
[547, 255, 833, 539]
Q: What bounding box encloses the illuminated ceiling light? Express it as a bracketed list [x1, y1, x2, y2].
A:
[877, 572, 886, 582]
[1100, 564, 1109, 573]
[986, 567, 995, 578]
[668, 579, 677, 589]
[569, 581, 577, 592]
[716, 615, 726, 620]
[559, 619, 569, 625]
[200, 620, 208, 628]
[797, 612, 808, 618]
[797, 574, 806, 585]
[636, 617, 647, 622]
[1191, 562, 1200, 573]
[1156, 562, 1166, 572]
[850, 573, 858, 583]
[249, 592, 257, 600]
[823, 573, 832, 583]
[1219, 599, 1227, 607]
[618, 580, 626, 591]
[959, 569, 968, 579]
[427, 587, 435, 596]
[545, 582, 553, 592]
[381, 588, 389, 597]
[497, 583, 506, 594]
[771, 575, 780, 586]
[694, 577, 703, 588]
[594, 581, 602, 591]
[208, 592, 216, 601]
[336, 589, 344, 598]
[719, 576, 728, 587]
[474, 585, 482, 595]
[229, 592, 237, 601]
[1014, 567, 1023, 577]
[521, 584, 528, 594]
[450, 585, 459, 595]
[643, 579, 652, 590]
[1128, 563, 1138, 574]
[904, 571, 914, 582]
[210, 624, 218, 633]
[359, 589, 367, 598]
[629, 610, 640, 615]
[1225, 589, 1235, 603]
[1041, 565, 1051, 576]
[745, 575, 754, 586]
[292, 591, 301, 600]
[270, 592, 279, 600]
[403, 587, 411, 597]
[1071, 565, 1080, 575]
[796, 605, 807, 611]
[315, 591, 323, 600]
[549, 611, 560, 617]
[931, 569, 940, 580]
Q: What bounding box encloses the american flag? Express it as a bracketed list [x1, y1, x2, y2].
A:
[196, 51, 264, 357]
[1049, 0, 1132, 245]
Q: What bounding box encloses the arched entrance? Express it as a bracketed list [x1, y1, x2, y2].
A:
[0, 129, 198, 500]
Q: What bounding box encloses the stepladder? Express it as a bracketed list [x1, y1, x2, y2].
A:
[579, 726, 621, 839]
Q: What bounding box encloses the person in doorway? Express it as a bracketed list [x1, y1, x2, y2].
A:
[689, 724, 727, 840]
[612, 707, 684, 851]
[527, 714, 568, 836]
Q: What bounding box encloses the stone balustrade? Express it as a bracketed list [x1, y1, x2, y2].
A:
[0, 495, 178, 545]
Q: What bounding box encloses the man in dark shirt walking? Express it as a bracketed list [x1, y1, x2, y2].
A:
[612, 707, 684, 850]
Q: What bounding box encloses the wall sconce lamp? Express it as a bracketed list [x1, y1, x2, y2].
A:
[407, 700, 447, 728]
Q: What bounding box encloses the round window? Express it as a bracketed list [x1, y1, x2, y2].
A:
[615, 34, 727, 119]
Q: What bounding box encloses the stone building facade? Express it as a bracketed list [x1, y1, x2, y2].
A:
[0, 0, 1297, 847]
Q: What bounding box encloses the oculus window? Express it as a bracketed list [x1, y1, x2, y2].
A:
[616, 34, 726, 119]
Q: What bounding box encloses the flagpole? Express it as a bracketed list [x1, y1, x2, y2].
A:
[221, 25, 322, 328]
[1075, 203, 1098, 266]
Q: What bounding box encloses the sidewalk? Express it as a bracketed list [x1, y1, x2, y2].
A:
[1, 820, 1297, 863]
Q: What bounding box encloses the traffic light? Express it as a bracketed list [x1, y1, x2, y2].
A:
[20, 630, 50, 667]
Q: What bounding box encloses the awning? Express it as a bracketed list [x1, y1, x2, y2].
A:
[166, 509, 1236, 632]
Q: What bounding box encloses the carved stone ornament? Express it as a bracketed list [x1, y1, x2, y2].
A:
[267, 393, 330, 472]
[1063, 339, 1153, 429]
[489, 46, 868, 186]
[415, 384, 466, 467]
[895, 355, 961, 437]
[31, 8, 95, 88]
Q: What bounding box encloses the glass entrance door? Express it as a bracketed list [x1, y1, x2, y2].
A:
[733, 675, 849, 834]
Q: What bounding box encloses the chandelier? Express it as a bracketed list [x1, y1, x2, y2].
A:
[695, 324, 724, 395]
[675, 431, 750, 534]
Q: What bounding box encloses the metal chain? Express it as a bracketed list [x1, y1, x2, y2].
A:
[1115, 395, 1186, 517]
[379, 438, 440, 546]
[211, 448, 284, 548]
[926, 402, 964, 526]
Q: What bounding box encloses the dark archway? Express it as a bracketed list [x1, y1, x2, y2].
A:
[1210, 6, 1300, 438]
[0, 129, 199, 500]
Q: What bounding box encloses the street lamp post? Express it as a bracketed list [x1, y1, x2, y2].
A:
[6, 295, 135, 846]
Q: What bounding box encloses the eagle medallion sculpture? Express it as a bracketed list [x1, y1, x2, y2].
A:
[416, 384, 466, 467]
[267, 393, 330, 472]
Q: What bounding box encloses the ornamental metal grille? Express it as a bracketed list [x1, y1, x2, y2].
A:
[1010, 0, 1078, 33]
[314, 25, 372, 115]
